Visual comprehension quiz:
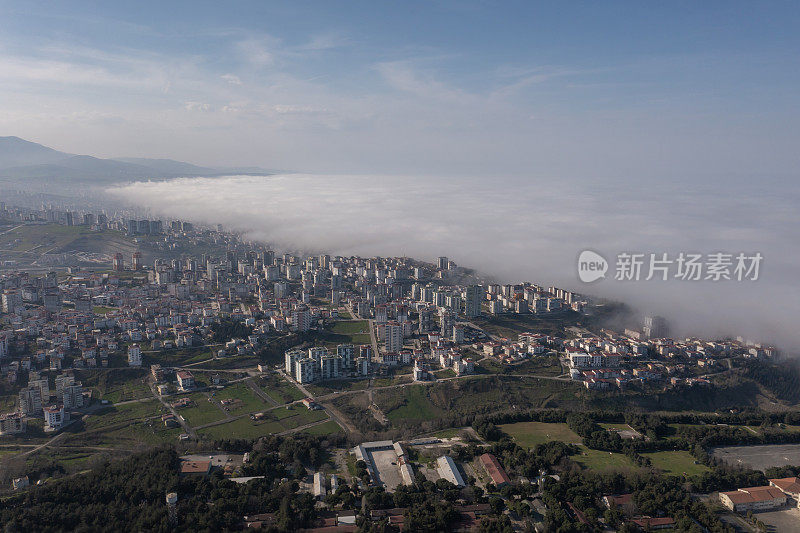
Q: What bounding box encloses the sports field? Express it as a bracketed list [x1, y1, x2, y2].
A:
[499, 421, 582, 447]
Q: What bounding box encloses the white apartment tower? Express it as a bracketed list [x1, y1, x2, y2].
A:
[385, 322, 403, 353]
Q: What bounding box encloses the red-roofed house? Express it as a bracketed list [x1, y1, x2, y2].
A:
[719, 486, 786, 512]
[478, 453, 511, 487]
[769, 477, 800, 499]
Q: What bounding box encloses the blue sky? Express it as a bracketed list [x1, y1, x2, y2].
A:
[1, 1, 798, 178]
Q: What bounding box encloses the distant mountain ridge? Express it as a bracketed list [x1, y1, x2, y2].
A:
[0, 136, 273, 182]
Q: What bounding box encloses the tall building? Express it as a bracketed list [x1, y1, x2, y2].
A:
[643, 316, 669, 339]
[112, 253, 124, 271]
[291, 306, 311, 332]
[132, 252, 142, 271]
[295, 358, 317, 384]
[19, 387, 42, 416]
[29, 377, 50, 403]
[337, 344, 355, 371]
[274, 281, 289, 299]
[0, 332, 9, 359]
[128, 344, 142, 366]
[439, 308, 455, 338]
[285, 349, 304, 374]
[385, 322, 402, 353]
[63, 384, 85, 409]
[437, 256, 449, 270]
[464, 285, 484, 318]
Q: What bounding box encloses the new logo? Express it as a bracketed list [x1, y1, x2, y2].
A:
[578, 250, 608, 283]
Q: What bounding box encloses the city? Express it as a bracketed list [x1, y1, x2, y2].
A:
[2, 2, 800, 531]
[1, 203, 796, 531]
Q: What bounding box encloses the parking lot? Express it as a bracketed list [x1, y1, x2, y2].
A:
[712, 444, 800, 471]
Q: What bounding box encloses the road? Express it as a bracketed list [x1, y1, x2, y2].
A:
[277, 368, 357, 435]
[149, 381, 196, 439]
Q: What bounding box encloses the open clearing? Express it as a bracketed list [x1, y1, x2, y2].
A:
[499, 421, 582, 447]
[641, 450, 710, 477]
[571, 446, 637, 472]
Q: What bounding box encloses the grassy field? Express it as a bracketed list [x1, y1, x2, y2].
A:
[213, 383, 267, 415]
[82, 400, 164, 431]
[641, 450, 710, 477]
[81, 369, 152, 403]
[599, 423, 631, 431]
[278, 405, 329, 429]
[372, 376, 581, 428]
[499, 421, 582, 447]
[572, 446, 637, 472]
[177, 393, 227, 426]
[260, 374, 306, 404]
[198, 417, 284, 440]
[383, 385, 444, 422]
[300, 420, 342, 436]
[146, 347, 215, 367]
[432, 427, 466, 438]
[306, 379, 369, 396]
[328, 320, 372, 344]
[0, 224, 86, 252]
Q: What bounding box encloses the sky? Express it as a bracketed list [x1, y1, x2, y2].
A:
[1, 1, 799, 178]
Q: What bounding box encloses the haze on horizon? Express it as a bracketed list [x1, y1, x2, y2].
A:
[2, 1, 800, 348]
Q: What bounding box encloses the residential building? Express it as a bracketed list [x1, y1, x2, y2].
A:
[176, 371, 195, 391]
[128, 344, 142, 366]
[43, 404, 66, 431]
[385, 322, 402, 353]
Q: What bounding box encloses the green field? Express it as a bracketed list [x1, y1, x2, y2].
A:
[599, 423, 632, 431]
[432, 427, 466, 439]
[572, 446, 637, 472]
[306, 379, 369, 396]
[278, 405, 329, 429]
[499, 421, 582, 447]
[147, 347, 215, 366]
[83, 370, 151, 403]
[82, 400, 164, 431]
[213, 383, 267, 415]
[384, 385, 443, 422]
[300, 420, 343, 436]
[328, 320, 372, 344]
[177, 393, 227, 426]
[198, 417, 284, 440]
[260, 374, 306, 404]
[641, 450, 710, 477]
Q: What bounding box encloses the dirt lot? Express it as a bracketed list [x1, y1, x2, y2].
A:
[369, 449, 403, 491]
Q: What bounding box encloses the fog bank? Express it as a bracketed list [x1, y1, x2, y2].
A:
[107, 174, 800, 351]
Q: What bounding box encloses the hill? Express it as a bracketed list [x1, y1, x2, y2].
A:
[0, 136, 272, 182]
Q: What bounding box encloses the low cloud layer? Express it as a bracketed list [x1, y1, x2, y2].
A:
[108, 174, 800, 351]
